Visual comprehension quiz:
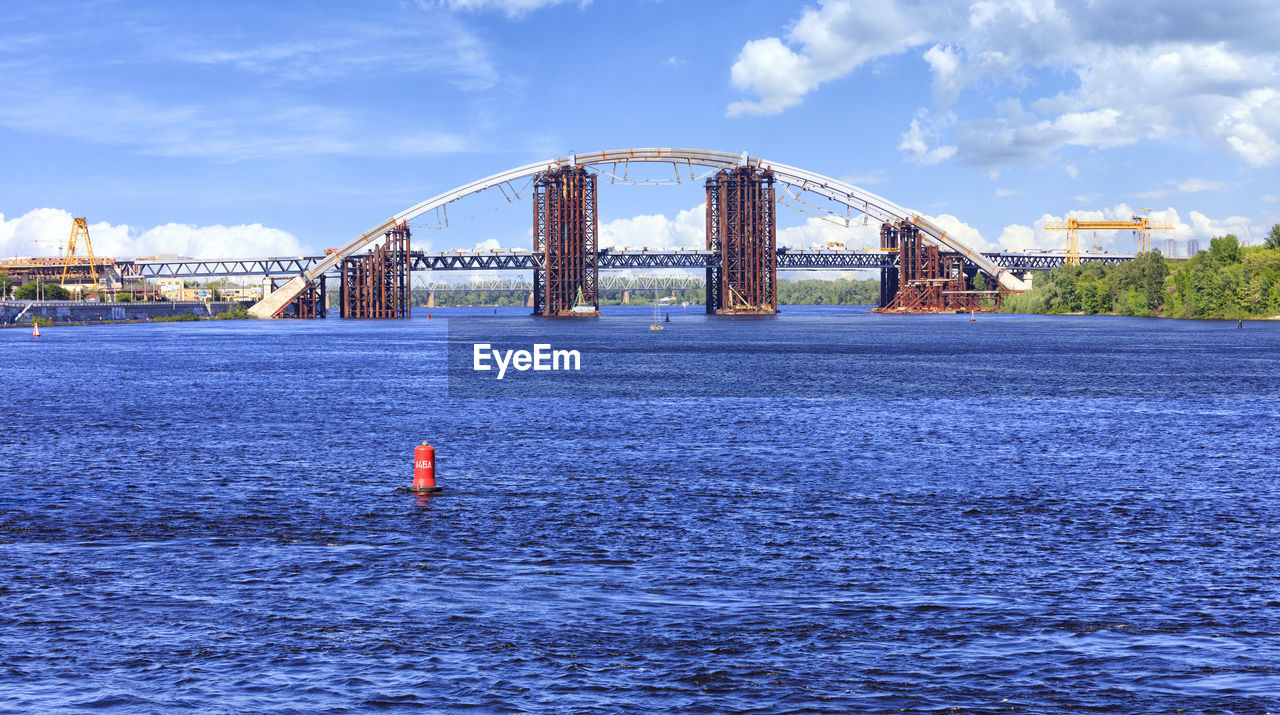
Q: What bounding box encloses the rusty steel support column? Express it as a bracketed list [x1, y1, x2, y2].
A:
[338, 221, 410, 319]
[875, 219, 993, 314]
[879, 221, 900, 307]
[704, 167, 775, 314]
[532, 167, 599, 317]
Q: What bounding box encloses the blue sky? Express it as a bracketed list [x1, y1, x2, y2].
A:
[2, 0, 1278, 259]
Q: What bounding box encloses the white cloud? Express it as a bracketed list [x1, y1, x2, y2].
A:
[729, 1, 1280, 166]
[924, 213, 996, 252]
[997, 224, 1037, 252]
[1073, 193, 1101, 204]
[726, 0, 932, 117]
[994, 188, 1018, 198]
[598, 204, 705, 250]
[442, 0, 585, 17]
[1263, 194, 1279, 203]
[993, 204, 1261, 252]
[778, 216, 882, 249]
[1065, 164, 1079, 179]
[473, 238, 506, 251]
[1177, 178, 1227, 192]
[0, 208, 305, 260]
[0, 87, 469, 162]
[173, 17, 498, 91]
[899, 116, 956, 165]
[0, 10, 485, 162]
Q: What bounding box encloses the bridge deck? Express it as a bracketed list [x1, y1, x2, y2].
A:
[117, 250, 1132, 280]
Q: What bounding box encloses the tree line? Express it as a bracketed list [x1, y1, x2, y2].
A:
[1002, 225, 1280, 319]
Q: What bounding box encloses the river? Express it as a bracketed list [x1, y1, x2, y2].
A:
[2, 306, 1277, 711]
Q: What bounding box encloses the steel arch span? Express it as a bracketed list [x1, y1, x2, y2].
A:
[249, 148, 1028, 317]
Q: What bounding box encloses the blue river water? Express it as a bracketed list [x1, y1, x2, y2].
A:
[2, 306, 1279, 712]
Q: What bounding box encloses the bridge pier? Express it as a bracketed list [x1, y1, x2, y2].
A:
[875, 220, 991, 313]
[270, 275, 326, 318]
[340, 221, 411, 318]
[878, 221, 900, 308]
[704, 167, 776, 314]
[426, 291, 436, 309]
[532, 166, 599, 317]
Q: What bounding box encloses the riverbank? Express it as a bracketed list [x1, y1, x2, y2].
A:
[0, 299, 254, 326]
[1001, 237, 1280, 320]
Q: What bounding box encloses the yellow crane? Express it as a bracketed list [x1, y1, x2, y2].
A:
[1043, 209, 1173, 265]
[59, 217, 100, 292]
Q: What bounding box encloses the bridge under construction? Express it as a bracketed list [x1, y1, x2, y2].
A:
[74, 147, 1136, 319]
[240, 148, 1049, 319]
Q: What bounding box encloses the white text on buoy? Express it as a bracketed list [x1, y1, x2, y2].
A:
[411, 442, 441, 492]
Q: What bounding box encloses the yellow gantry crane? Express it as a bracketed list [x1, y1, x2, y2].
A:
[1044, 209, 1174, 265]
[59, 217, 100, 292]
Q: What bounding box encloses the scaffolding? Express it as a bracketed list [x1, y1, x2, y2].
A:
[704, 167, 776, 314]
[875, 220, 996, 313]
[532, 166, 599, 317]
[339, 221, 411, 318]
[271, 276, 327, 318]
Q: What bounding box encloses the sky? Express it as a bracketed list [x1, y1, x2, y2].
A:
[2, 0, 1279, 261]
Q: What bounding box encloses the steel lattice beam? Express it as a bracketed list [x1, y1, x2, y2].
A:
[115, 249, 1134, 280]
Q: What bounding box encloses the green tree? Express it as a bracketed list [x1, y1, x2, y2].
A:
[15, 281, 71, 300]
[0, 272, 10, 298]
[1266, 223, 1280, 250]
[1080, 280, 1110, 314]
[1209, 234, 1242, 264]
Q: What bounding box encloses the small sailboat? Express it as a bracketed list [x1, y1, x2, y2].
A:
[648, 288, 664, 331]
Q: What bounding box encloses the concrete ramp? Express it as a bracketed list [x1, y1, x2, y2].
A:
[248, 275, 309, 318]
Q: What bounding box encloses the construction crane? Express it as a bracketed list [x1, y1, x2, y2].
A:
[59, 217, 100, 292]
[1043, 209, 1174, 265]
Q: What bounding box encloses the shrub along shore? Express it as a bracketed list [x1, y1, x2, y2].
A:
[1003, 229, 1280, 320]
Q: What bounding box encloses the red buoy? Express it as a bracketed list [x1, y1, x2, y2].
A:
[412, 442, 440, 492]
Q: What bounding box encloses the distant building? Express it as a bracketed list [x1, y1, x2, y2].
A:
[1162, 238, 1178, 257]
[1186, 238, 1201, 256]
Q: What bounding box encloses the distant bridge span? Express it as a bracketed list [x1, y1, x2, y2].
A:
[249, 148, 1032, 318]
[120, 250, 1128, 280]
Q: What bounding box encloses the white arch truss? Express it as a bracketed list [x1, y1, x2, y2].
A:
[250, 148, 1026, 317]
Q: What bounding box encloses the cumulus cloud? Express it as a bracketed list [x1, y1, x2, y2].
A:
[442, 0, 586, 18]
[1177, 178, 1227, 192]
[995, 203, 1263, 253]
[924, 213, 997, 252]
[778, 216, 882, 249]
[899, 116, 957, 164]
[598, 204, 706, 250]
[726, 0, 933, 117]
[0, 208, 305, 259]
[728, 0, 1280, 166]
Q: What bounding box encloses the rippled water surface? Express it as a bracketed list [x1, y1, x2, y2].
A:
[2, 307, 1279, 712]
